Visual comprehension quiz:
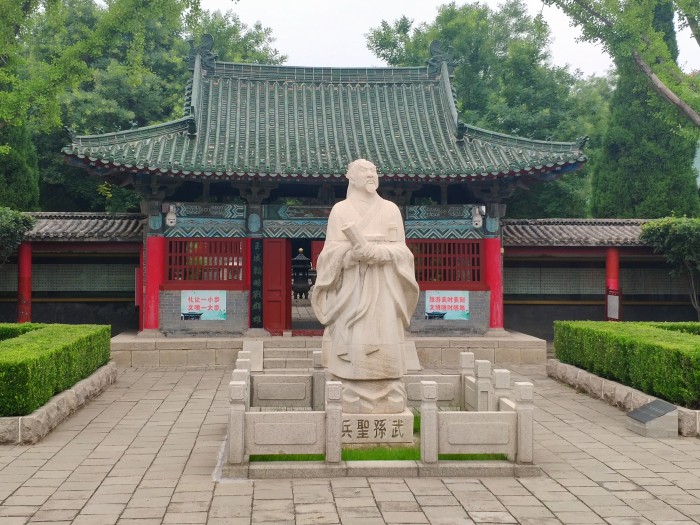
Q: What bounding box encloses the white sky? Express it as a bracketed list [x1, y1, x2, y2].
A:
[203, 0, 699, 77]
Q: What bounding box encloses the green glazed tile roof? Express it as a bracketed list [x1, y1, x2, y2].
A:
[63, 57, 586, 182]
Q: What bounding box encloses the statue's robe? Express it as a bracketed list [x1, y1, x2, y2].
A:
[311, 197, 419, 380]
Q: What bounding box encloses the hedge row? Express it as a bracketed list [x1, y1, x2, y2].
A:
[554, 321, 700, 409]
[0, 324, 111, 416]
[0, 322, 44, 341]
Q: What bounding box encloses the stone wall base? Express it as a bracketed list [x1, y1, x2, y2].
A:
[547, 359, 700, 437]
[0, 362, 118, 444]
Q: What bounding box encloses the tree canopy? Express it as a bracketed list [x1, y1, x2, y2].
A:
[0, 207, 35, 267]
[641, 217, 700, 319]
[544, 0, 700, 128]
[590, 0, 700, 218]
[12, 0, 285, 212]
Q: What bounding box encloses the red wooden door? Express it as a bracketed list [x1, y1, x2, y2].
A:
[311, 240, 325, 270]
[262, 238, 292, 332]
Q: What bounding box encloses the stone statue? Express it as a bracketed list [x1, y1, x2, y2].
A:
[311, 159, 420, 413]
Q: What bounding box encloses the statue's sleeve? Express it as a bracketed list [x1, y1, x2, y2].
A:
[311, 207, 354, 324]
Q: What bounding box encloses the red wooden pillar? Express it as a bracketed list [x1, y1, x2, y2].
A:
[484, 237, 504, 330]
[606, 247, 620, 291]
[17, 241, 32, 323]
[606, 247, 621, 321]
[144, 236, 166, 330]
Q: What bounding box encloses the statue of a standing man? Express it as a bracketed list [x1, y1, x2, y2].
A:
[311, 159, 419, 413]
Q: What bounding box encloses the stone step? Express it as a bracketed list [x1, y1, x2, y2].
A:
[263, 349, 312, 359]
[262, 358, 314, 369]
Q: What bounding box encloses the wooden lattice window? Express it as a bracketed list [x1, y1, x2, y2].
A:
[407, 239, 484, 290]
[165, 238, 247, 289]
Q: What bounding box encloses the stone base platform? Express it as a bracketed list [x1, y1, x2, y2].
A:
[221, 460, 541, 479]
[110, 330, 546, 369]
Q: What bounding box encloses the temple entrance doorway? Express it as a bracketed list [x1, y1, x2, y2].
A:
[290, 238, 323, 332]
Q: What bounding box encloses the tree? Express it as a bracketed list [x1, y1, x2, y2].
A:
[591, 0, 700, 218]
[23, 1, 285, 211]
[544, 0, 700, 128]
[0, 207, 35, 267]
[0, 125, 39, 211]
[367, 0, 601, 217]
[641, 217, 700, 320]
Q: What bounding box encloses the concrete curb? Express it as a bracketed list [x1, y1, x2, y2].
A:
[0, 361, 118, 444]
[546, 358, 700, 437]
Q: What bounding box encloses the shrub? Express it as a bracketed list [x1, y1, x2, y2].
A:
[0, 324, 111, 416]
[0, 322, 44, 341]
[554, 321, 700, 408]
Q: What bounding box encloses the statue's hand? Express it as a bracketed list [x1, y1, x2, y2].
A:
[352, 244, 389, 265]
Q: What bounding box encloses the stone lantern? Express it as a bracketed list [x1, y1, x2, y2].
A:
[292, 248, 312, 299]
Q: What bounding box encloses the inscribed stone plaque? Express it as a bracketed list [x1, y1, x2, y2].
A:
[627, 399, 676, 423]
[341, 410, 414, 444]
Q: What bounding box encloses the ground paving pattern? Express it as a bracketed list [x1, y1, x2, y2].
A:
[2, 364, 700, 524]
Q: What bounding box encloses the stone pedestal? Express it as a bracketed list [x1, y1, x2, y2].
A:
[341, 410, 414, 444]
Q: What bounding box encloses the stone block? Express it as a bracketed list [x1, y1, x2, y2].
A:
[521, 347, 546, 364]
[626, 407, 678, 438]
[441, 348, 461, 368]
[207, 339, 244, 349]
[286, 358, 313, 369]
[555, 361, 568, 381]
[416, 348, 441, 369]
[613, 384, 633, 409]
[263, 358, 286, 369]
[159, 350, 188, 367]
[0, 418, 19, 444]
[404, 340, 422, 371]
[187, 349, 215, 366]
[494, 346, 520, 364]
[412, 338, 446, 349]
[245, 411, 325, 455]
[564, 364, 579, 385]
[677, 407, 699, 436]
[216, 348, 238, 366]
[20, 407, 51, 444]
[247, 462, 347, 479]
[450, 339, 498, 349]
[305, 338, 322, 348]
[243, 341, 264, 371]
[405, 375, 459, 404]
[546, 359, 559, 377]
[132, 350, 159, 367]
[602, 380, 617, 404]
[264, 338, 306, 348]
[111, 351, 132, 368]
[252, 375, 312, 407]
[471, 347, 495, 363]
[346, 460, 418, 478]
[265, 349, 308, 358]
[156, 338, 208, 350]
[111, 339, 155, 352]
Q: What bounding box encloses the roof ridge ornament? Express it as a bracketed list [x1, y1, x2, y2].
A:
[187, 34, 217, 70]
[427, 40, 457, 77]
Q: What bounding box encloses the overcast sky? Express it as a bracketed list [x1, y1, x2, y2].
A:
[202, 0, 699, 77]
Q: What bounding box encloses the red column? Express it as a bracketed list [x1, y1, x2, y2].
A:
[144, 236, 166, 330]
[17, 241, 32, 323]
[484, 237, 504, 330]
[606, 247, 620, 291]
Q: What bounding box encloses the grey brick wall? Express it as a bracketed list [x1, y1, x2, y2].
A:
[409, 291, 490, 336]
[159, 290, 249, 336]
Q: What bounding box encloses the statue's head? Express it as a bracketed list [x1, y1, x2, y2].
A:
[346, 159, 379, 195]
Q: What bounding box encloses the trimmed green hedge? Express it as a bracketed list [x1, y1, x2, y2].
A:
[0, 324, 111, 416]
[554, 321, 700, 409]
[0, 323, 44, 341]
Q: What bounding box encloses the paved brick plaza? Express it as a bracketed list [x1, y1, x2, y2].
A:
[2, 364, 700, 524]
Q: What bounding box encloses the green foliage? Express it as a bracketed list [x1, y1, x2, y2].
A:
[367, 0, 607, 217]
[0, 323, 44, 342]
[591, 2, 700, 219]
[641, 217, 700, 317]
[544, 0, 700, 128]
[554, 321, 700, 408]
[0, 207, 35, 266]
[22, 0, 285, 212]
[0, 125, 40, 211]
[0, 324, 111, 416]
